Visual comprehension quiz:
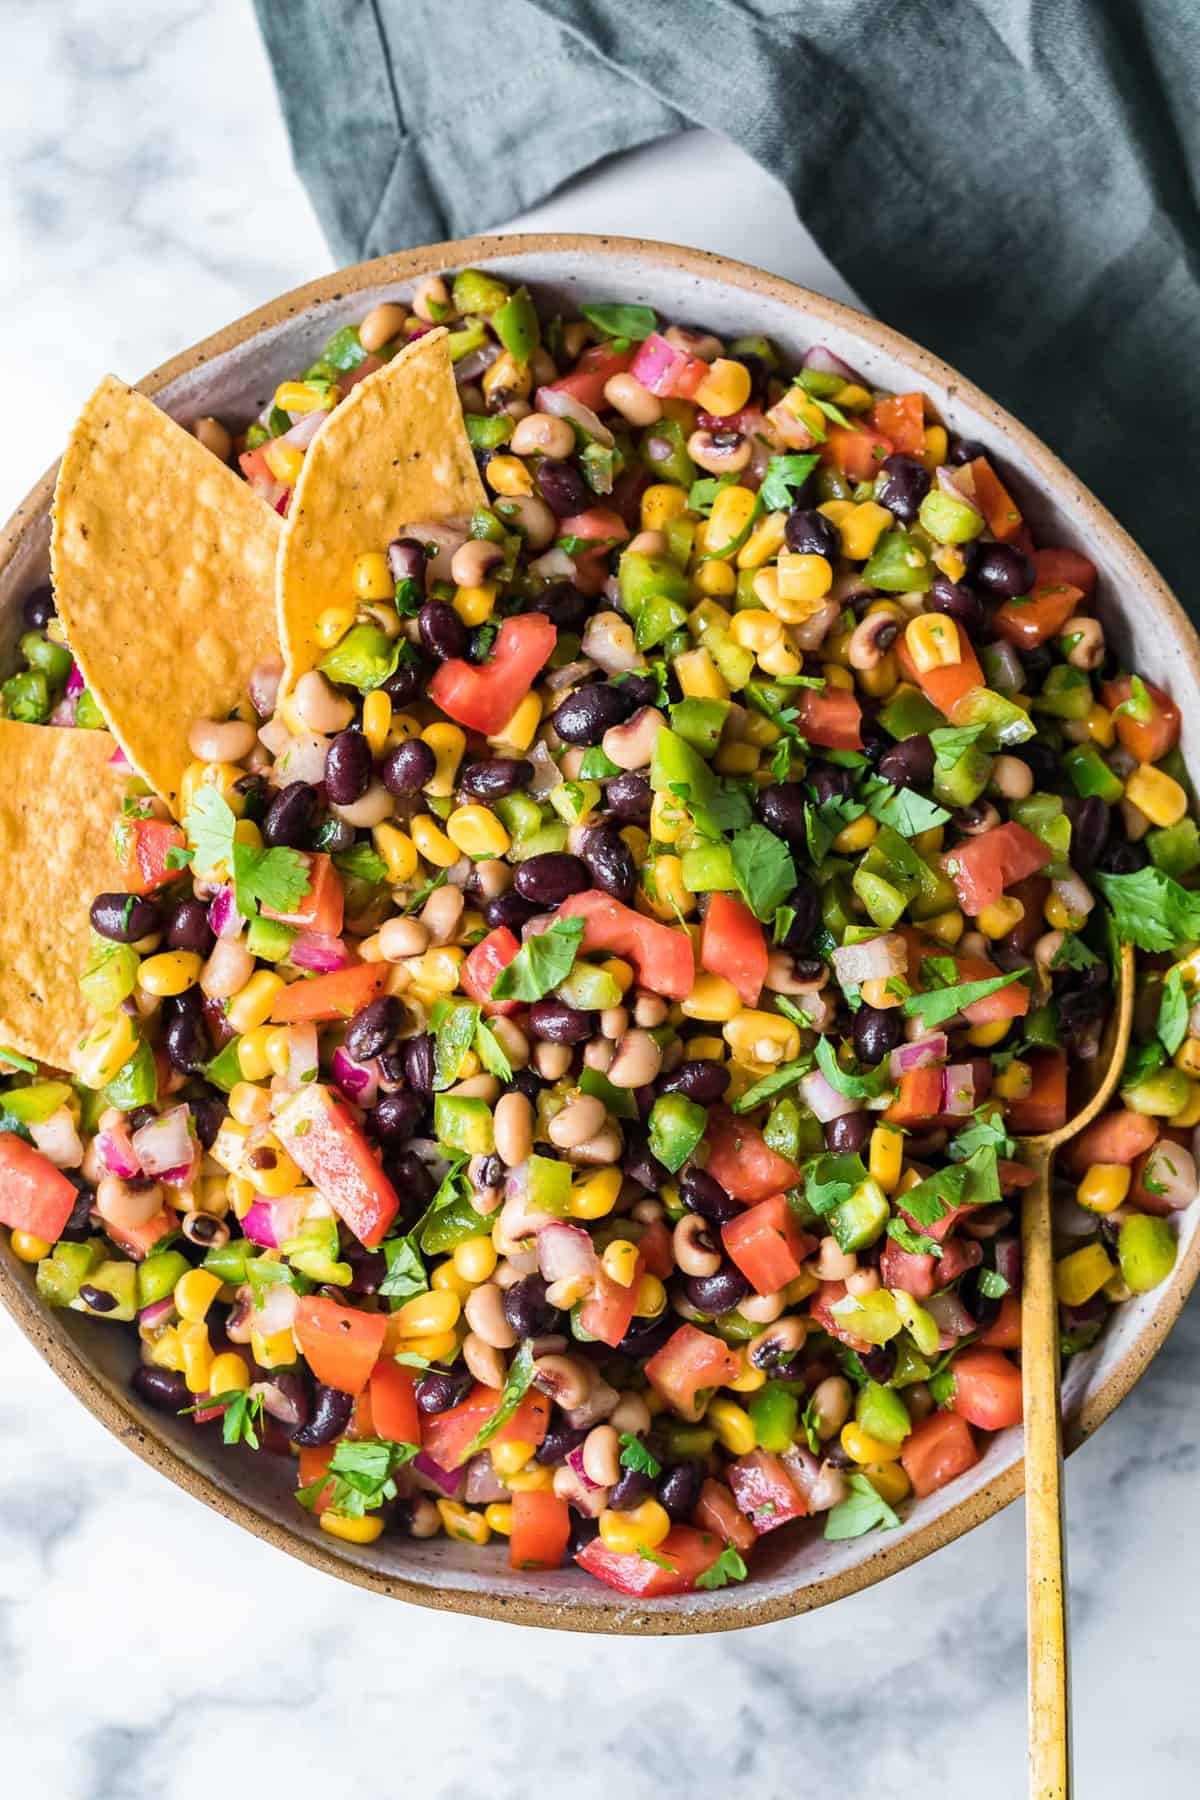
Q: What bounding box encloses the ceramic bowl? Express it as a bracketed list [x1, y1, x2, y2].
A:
[3, 234, 1199, 1633]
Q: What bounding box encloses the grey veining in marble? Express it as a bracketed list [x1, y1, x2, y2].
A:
[1, 5, 1196, 1797]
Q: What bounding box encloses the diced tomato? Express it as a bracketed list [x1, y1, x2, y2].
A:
[294, 1295, 388, 1397]
[1034, 545, 1097, 597]
[896, 1195, 976, 1246]
[809, 1280, 872, 1353]
[721, 1195, 815, 1297]
[870, 392, 925, 455]
[694, 1477, 758, 1552]
[952, 953, 1032, 1026]
[117, 818, 187, 894]
[1005, 1050, 1068, 1135]
[263, 852, 345, 937]
[336, 351, 384, 397]
[576, 1525, 727, 1596]
[949, 1347, 1023, 1430]
[993, 582, 1084, 650]
[645, 1323, 741, 1421]
[703, 1108, 800, 1202]
[460, 926, 522, 1016]
[944, 821, 1051, 916]
[727, 1449, 809, 1534]
[297, 1443, 336, 1512]
[1100, 676, 1181, 764]
[886, 1065, 945, 1128]
[879, 1234, 981, 1302]
[579, 1254, 644, 1348]
[896, 632, 986, 718]
[420, 1382, 551, 1470]
[700, 892, 767, 1006]
[1005, 875, 1052, 952]
[104, 1206, 176, 1261]
[1127, 1145, 1183, 1217]
[1065, 1108, 1158, 1176]
[557, 890, 694, 1000]
[270, 962, 388, 1024]
[997, 1159, 1036, 1193]
[0, 1134, 81, 1242]
[237, 445, 289, 509]
[901, 1409, 979, 1497]
[967, 456, 1022, 542]
[554, 507, 629, 553]
[979, 1293, 1022, 1349]
[550, 344, 636, 410]
[274, 1082, 399, 1246]
[430, 614, 557, 738]
[629, 333, 708, 400]
[795, 686, 862, 751]
[820, 422, 893, 481]
[510, 1491, 571, 1571]
[368, 1360, 421, 1445]
[636, 1217, 674, 1279]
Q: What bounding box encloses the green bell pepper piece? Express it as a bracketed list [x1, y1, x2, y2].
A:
[862, 529, 933, 593]
[855, 1380, 912, 1446]
[918, 488, 984, 544]
[528, 1153, 573, 1216]
[202, 1240, 256, 1286]
[493, 286, 539, 363]
[636, 594, 688, 650]
[137, 1249, 191, 1308]
[446, 318, 490, 363]
[80, 1259, 138, 1322]
[579, 1066, 638, 1121]
[549, 780, 602, 826]
[1064, 744, 1125, 804]
[102, 1039, 156, 1109]
[679, 842, 738, 895]
[317, 623, 399, 692]
[829, 1178, 890, 1253]
[421, 1193, 495, 1255]
[933, 745, 993, 809]
[247, 915, 298, 963]
[465, 414, 514, 451]
[35, 1238, 105, 1308]
[434, 1095, 495, 1156]
[20, 629, 74, 685]
[851, 867, 908, 930]
[1011, 793, 1072, 875]
[669, 696, 730, 757]
[820, 878, 856, 944]
[204, 1036, 244, 1095]
[879, 688, 944, 740]
[1122, 1068, 1193, 1117]
[556, 962, 624, 1012]
[1, 1080, 72, 1125]
[3, 668, 51, 723]
[951, 685, 1036, 748]
[1118, 1214, 1177, 1292]
[451, 269, 511, 315]
[648, 1093, 707, 1173]
[1032, 665, 1093, 722]
[1147, 818, 1200, 880]
[619, 550, 691, 619]
[494, 792, 544, 843]
[638, 417, 694, 487]
[748, 1383, 800, 1453]
[74, 688, 106, 729]
[509, 823, 569, 861]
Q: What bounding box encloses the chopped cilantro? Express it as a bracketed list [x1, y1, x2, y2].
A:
[490, 916, 586, 1002]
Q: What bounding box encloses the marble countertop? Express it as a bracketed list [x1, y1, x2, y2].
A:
[2, 6, 1196, 1796]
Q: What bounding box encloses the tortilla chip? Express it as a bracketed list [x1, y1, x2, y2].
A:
[277, 328, 485, 687]
[51, 376, 280, 815]
[0, 720, 130, 1071]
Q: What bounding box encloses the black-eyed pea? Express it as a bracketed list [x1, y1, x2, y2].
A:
[359, 301, 407, 352]
[582, 1424, 621, 1487]
[673, 1212, 721, 1278]
[740, 1289, 786, 1324]
[809, 1375, 853, 1439]
[495, 494, 557, 551]
[607, 1028, 663, 1089]
[450, 537, 506, 589]
[583, 1038, 615, 1073]
[600, 1006, 629, 1041]
[464, 1281, 517, 1349]
[632, 992, 669, 1028]
[489, 1016, 529, 1069]
[533, 1353, 593, 1411]
[463, 1331, 508, 1388]
[412, 275, 450, 323]
[817, 1237, 857, 1282]
[603, 372, 662, 427]
[493, 1091, 534, 1167]
[378, 916, 431, 961]
[188, 717, 257, 763]
[609, 1391, 652, 1435]
[601, 706, 666, 772]
[568, 1124, 623, 1166]
[191, 416, 233, 461]
[293, 669, 355, 734]
[510, 411, 575, 458]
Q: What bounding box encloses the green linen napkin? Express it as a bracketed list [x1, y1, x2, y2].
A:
[254, 0, 1198, 602]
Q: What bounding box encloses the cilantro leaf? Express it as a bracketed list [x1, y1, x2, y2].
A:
[688, 474, 735, 515]
[618, 1433, 662, 1478]
[490, 916, 586, 1002]
[1158, 965, 1189, 1056]
[823, 1472, 902, 1542]
[0, 1046, 37, 1074]
[296, 1437, 420, 1517]
[886, 1217, 942, 1257]
[1094, 867, 1200, 954]
[475, 1018, 514, 1081]
[581, 301, 658, 341]
[332, 842, 389, 886]
[232, 840, 311, 917]
[805, 794, 865, 868]
[977, 1267, 1011, 1299]
[181, 1388, 266, 1448]
[860, 776, 950, 838]
[729, 824, 796, 922]
[733, 1056, 814, 1114]
[929, 723, 986, 772]
[1051, 933, 1102, 972]
[805, 1150, 868, 1216]
[759, 453, 820, 513]
[183, 784, 238, 875]
[903, 968, 1026, 1030]
[579, 746, 622, 780]
[901, 1144, 1001, 1225]
[379, 1234, 429, 1302]
[636, 1545, 678, 1571]
[432, 997, 482, 1089]
[947, 1107, 1016, 1163]
[800, 1395, 822, 1455]
[814, 1035, 892, 1100]
[403, 869, 450, 915]
[459, 1341, 536, 1459]
[695, 1545, 749, 1589]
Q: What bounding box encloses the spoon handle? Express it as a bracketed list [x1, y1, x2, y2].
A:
[1022, 1149, 1071, 1800]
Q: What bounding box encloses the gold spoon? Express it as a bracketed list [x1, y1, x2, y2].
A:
[1017, 942, 1135, 1800]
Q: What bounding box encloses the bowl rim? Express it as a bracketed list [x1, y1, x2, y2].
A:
[3, 229, 1200, 1634]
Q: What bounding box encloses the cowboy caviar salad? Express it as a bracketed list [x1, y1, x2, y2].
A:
[1, 271, 1198, 1599]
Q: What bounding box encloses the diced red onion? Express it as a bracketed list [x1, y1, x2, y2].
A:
[463, 1453, 510, 1505]
[935, 464, 982, 513]
[138, 1297, 174, 1331]
[995, 1236, 1022, 1290]
[566, 1443, 604, 1491]
[555, 1463, 608, 1517]
[801, 344, 862, 382]
[527, 741, 561, 796]
[331, 1045, 380, 1108]
[255, 1277, 299, 1337]
[257, 715, 291, 757]
[290, 931, 351, 974]
[537, 1220, 598, 1284]
[782, 1444, 849, 1513]
[48, 695, 78, 728]
[797, 1069, 860, 1123]
[107, 745, 129, 767]
[986, 640, 1025, 692]
[926, 1290, 975, 1346]
[97, 1122, 140, 1178]
[535, 385, 614, 448]
[208, 885, 245, 941]
[454, 343, 501, 384]
[249, 657, 284, 719]
[275, 731, 330, 788]
[563, 1376, 620, 1431]
[132, 1104, 194, 1177]
[159, 1160, 197, 1189]
[64, 659, 85, 698]
[528, 547, 578, 583]
[1052, 873, 1094, 919]
[831, 932, 906, 988]
[280, 409, 327, 449]
[29, 1108, 84, 1169]
[1142, 1141, 1197, 1211]
[242, 1201, 281, 1248]
[941, 1063, 976, 1118]
[889, 1032, 949, 1079]
[544, 658, 596, 694]
[412, 1451, 465, 1499]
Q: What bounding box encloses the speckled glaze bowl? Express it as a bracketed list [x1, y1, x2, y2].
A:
[3, 235, 1199, 1633]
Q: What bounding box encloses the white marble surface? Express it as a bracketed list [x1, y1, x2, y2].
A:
[1, 5, 1197, 1796]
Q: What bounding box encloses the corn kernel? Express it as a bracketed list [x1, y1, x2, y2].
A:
[858, 653, 899, 699]
[434, 1498, 491, 1544]
[599, 1498, 672, 1555]
[694, 357, 753, 419]
[1043, 892, 1083, 933]
[229, 1077, 273, 1125]
[706, 1398, 757, 1456]
[1083, 703, 1115, 748]
[262, 440, 305, 485]
[569, 1168, 623, 1220]
[905, 613, 962, 672]
[454, 582, 497, 627]
[840, 501, 893, 561]
[863, 1462, 911, 1506]
[446, 804, 511, 859]
[868, 1125, 904, 1193]
[693, 560, 737, 598]
[485, 454, 533, 497]
[431, 1260, 474, 1299]
[833, 814, 878, 855]
[602, 1238, 640, 1288]
[823, 663, 855, 691]
[1076, 1163, 1132, 1215]
[490, 1439, 535, 1478]
[388, 711, 421, 747]
[420, 720, 466, 796]
[641, 484, 688, 531]
[274, 379, 336, 416]
[320, 1512, 385, 1545]
[352, 550, 395, 601]
[599, 957, 635, 994]
[922, 425, 949, 471]
[178, 1321, 213, 1394]
[1125, 765, 1187, 829]
[11, 1230, 51, 1263]
[993, 1059, 1033, 1102]
[978, 897, 1025, 940]
[506, 1464, 556, 1493]
[643, 854, 695, 920]
[243, 1131, 302, 1197]
[967, 1018, 1011, 1048]
[484, 1502, 514, 1536]
[673, 646, 730, 702]
[1169, 1086, 1200, 1129]
[453, 1234, 498, 1285]
[175, 1268, 222, 1324]
[410, 814, 459, 869]
[925, 908, 965, 947]
[226, 1173, 256, 1218]
[1176, 1037, 1200, 1079]
[725, 1350, 767, 1393]
[858, 977, 903, 1011]
[227, 970, 285, 1037]
[841, 1421, 902, 1465]
[138, 950, 202, 998]
[209, 1351, 250, 1394]
[315, 604, 357, 648]
[682, 973, 742, 1022]
[488, 691, 542, 753]
[1056, 1242, 1116, 1307]
[391, 1288, 461, 1340]
[406, 944, 465, 993]
[362, 689, 392, 758]
[729, 608, 782, 653]
[634, 1273, 668, 1318]
[736, 511, 788, 570]
[73, 1011, 139, 1090]
[707, 484, 758, 550]
[372, 822, 419, 884]
[386, 1327, 458, 1364]
[757, 636, 802, 679]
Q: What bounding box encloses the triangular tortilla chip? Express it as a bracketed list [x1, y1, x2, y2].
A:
[0, 720, 130, 1070]
[277, 328, 485, 687]
[51, 376, 280, 815]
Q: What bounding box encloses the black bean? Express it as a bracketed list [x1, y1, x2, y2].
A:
[605, 770, 652, 824]
[368, 1089, 424, 1143]
[163, 994, 211, 1075]
[1097, 835, 1146, 875]
[618, 674, 661, 711]
[757, 781, 808, 842]
[128, 1104, 157, 1133]
[22, 584, 56, 630]
[927, 573, 986, 635]
[947, 435, 988, 466]
[528, 581, 592, 633]
[779, 881, 821, 952]
[877, 734, 934, 788]
[514, 853, 590, 907]
[418, 600, 468, 661]
[608, 1468, 654, 1510]
[503, 1274, 560, 1339]
[189, 1097, 225, 1151]
[58, 1183, 96, 1243]
[853, 1005, 903, 1063]
[382, 737, 436, 796]
[167, 898, 214, 955]
[617, 1312, 677, 1358]
[384, 1151, 435, 1217]
[623, 1124, 667, 1192]
[657, 1460, 703, 1522]
[957, 1269, 1001, 1332]
[387, 537, 428, 594]
[974, 542, 1035, 598]
[680, 1165, 740, 1224]
[382, 656, 429, 707]
[292, 1383, 355, 1444]
[581, 826, 636, 903]
[536, 458, 590, 517]
[685, 1265, 751, 1315]
[79, 1284, 117, 1313]
[89, 893, 160, 944]
[528, 998, 591, 1044]
[402, 1033, 436, 1096]
[483, 890, 539, 932]
[460, 757, 533, 801]
[536, 1416, 590, 1466]
[345, 995, 403, 1062]
[1071, 796, 1111, 873]
[131, 1364, 190, 1414]
[785, 507, 840, 559]
[1019, 645, 1054, 690]
[416, 1367, 474, 1416]
[263, 781, 318, 849]
[512, 1068, 545, 1105]
[876, 453, 931, 525]
[314, 815, 356, 854]
[233, 772, 269, 821]
[324, 730, 373, 807]
[807, 761, 854, 805]
[659, 1060, 730, 1105]
[569, 1516, 602, 1556]
[550, 683, 637, 746]
[1015, 740, 1062, 790]
[860, 1342, 897, 1382]
[824, 1110, 871, 1153]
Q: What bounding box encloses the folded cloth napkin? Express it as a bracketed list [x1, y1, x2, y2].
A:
[255, 0, 1199, 601]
